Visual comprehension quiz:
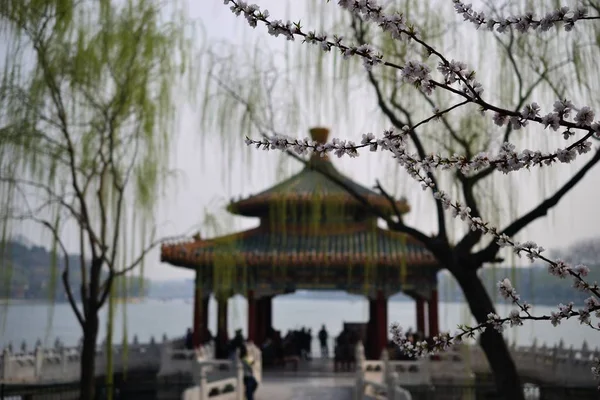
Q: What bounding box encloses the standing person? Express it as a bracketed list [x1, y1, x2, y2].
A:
[229, 329, 245, 361]
[318, 325, 329, 358]
[239, 345, 258, 400]
[185, 328, 193, 350]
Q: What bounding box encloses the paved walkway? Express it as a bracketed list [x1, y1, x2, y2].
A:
[256, 376, 354, 400]
[255, 358, 356, 399]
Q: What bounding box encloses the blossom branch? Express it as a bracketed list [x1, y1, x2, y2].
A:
[226, 0, 600, 143]
[389, 277, 600, 385]
[245, 117, 594, 176]
[454, 1, 597, 33]
[390, 278, 600, 359]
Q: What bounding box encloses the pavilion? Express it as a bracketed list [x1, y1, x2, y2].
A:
[160, 127, 441, 359]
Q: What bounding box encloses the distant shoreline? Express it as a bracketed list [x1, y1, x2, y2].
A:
[0, 297, 145, 306]
[0, 296, 564, 307]
[0, 298, 50, 305]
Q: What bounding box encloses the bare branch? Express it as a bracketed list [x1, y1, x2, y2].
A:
[474, 147, 600, 266]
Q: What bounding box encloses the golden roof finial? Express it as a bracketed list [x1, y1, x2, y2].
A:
[309, 127, 330, 144]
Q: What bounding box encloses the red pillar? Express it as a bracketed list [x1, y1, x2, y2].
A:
[375, 290, 388, 359]
[428, 289, 439, 338]
[256, 297, 265, 346]
[202, 296, 209, 343]
[192, 273, 204, 348]
[217, 296, 228, 351]
[416, 297, 425, 335]
[368, 297, 377, 359]
[265, 296, 273, 338]
[247, 290, 256, 343]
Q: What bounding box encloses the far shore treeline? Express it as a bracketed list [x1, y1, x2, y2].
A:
[1, 239, 147, 301]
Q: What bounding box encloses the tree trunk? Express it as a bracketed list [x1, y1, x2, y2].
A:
[453, 263, 525, 400]
[80, 308, 99, 400]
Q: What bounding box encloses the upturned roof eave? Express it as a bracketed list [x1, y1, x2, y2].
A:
[226, 157, 410, 217]
[159, 225, 438, 271]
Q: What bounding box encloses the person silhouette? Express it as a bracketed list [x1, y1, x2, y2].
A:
[185, 328, 193, 350]
[318, 324, 329, 358]
[240, 345, 258, 400]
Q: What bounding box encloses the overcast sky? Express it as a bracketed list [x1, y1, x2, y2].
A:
[13, 0, 600, 281]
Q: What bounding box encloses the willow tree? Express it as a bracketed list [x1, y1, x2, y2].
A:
[204, 1, 600, 398]
[0, 0, 193, 397]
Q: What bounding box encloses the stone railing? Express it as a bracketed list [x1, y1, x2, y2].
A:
[461, 339, 599, 387]
[354, 342, 413, 400]
[0, 334, 215, 384]
[353, 338, 599, 399]
[182, 343, 262, 400]
[157, 340, 216, 378]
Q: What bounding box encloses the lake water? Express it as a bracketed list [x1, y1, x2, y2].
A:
[0, 296, 597, 354]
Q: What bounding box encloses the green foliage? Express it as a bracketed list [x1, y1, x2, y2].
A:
[0, 0, 196, 393]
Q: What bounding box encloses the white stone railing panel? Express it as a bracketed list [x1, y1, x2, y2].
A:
[1, 335, 215, 384]
[353, 339, 597, 399]
[461, 341, 598, 387]
[354, 342, 415, 400]
[177, 341, 262, 400]
[182, 344, 263, 400]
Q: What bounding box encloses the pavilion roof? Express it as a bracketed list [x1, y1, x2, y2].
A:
[160, 223, 437, 270]
[227, 128, 410, 217]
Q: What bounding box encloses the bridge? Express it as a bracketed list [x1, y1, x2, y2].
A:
[1, 336, 598, 399]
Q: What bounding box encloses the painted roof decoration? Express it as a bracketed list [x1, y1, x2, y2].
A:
[161, 224, 436, 269]
[227, 127, 410, 217]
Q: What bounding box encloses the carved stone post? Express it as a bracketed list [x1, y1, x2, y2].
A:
[354, 349, 364, 400]
[236, 355, 244, 400]
[389, 371, 400, 400]
[2, 348, 11, 380]
[60, 347, 68, 375]
[381, 348, 390, 387]
[197, 363, 208, 400]
[34, 345, 44, 379]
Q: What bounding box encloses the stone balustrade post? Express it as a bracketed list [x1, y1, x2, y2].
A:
[197, 363, 208, 400]
[381, 348, 390, 386]
[356, 341, 365, 365]
[34, 345, 43, 379]
[159, 340, 171, 374]
[354, 357, 364, 400]
[236, 356, 244, 400]
[2, 348, 11, 380]
[581, 340, 590, 359]
[60, 346, 68, 375]
[388, 371, 400, 400]
[551, 344, 559, 381]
